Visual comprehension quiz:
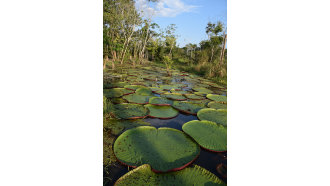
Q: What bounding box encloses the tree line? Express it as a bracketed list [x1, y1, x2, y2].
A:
[103, 0, 227, 82]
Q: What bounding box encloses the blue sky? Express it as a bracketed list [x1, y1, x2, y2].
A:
[135, 0, 227, 47]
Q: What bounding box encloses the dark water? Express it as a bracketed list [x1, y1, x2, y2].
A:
[104, 68, 227, 185]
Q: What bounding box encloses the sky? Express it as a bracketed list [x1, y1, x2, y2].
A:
[135, 0, 227, 47]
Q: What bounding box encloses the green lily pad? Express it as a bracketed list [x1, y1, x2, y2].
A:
[109, 103, 149, 119]
[207, 94, 227, 103]
[182, 120, 227, 152]
[124, 85, 146, 91]
[208, 101, 227, 109]
[197, 108, 227, 126]
[162, 93, 186, 101]
[172, 101, 205, 115]
[136, 87, 153, 96]
[194, 92, 208, 96]
[149, 97, 173, 106]
[193, 87, 213, 94]
[103, 88, 124, 98]
[145, 104, 179, 119]
[189, 99, 210, 106]
[160, 85, 180, 90]
[123, 94, 153, 104]
[114, 126, 200, 172]
[111, 97, 127, 104]
[153, 90, 167, 94]
[150, 87, 162, 92]
[184, 94, 204, 100]
[115, 164, 225, 186]
[104, 118, 151, 135]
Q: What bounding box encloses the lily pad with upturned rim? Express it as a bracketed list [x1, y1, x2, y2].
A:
[136, 87, 153, 96]
[207, 94, 227, 103]
[124, 85, 146, 91]
[197, 108, 227, 126]
[113, 126, 200, 172]
[192, 87, 213, 94]
[109, 103, 149, 119]
[145, 104, 179, 119]
[115, 164, 225, 186]
[149, 97, 173, 106]
[184, 94, 205, 100]
[172, 101, 205, 115]
[123, 94, 153, 104]
[182, 120, 227, 152]
[162, 93, 186, 101]
[208, 101, 227, 109]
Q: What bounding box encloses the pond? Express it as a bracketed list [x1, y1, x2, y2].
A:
[104, 64, 227, 185]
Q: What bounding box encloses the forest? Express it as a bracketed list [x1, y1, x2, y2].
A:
[103, 0, 227, 85]
[103, 0, 227, 185]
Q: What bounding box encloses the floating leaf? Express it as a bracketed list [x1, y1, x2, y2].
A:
[124, 85, 146, 91]
[208, 101, 227, 109]
[115, 164, 225, 186]
[182, 120, 227, 152]
[207, 94, 227, 103]
[123, 94, 153, 104]
[149, 97, 173, 106]
[193, 87, 213, 94]
[145, 104, 179, 119]
[113, 126, 200, 172]
[162, 93, 186, 101]
[197, 108, 227, 126]
[109, 103, 148, 119]
[172, 101, 205, 115]
[184, 94, 205, 100]
[136, 87, 153, 96]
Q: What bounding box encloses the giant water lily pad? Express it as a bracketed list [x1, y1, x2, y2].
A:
[162, 93, 186, 101]
[197, 108, 227, 126]
[115, 164, 225, 186]
[182, 120, 227, 152]
[145, 104, 179, 119]
[172, 101, 205, 115]
[207, 94, 227, 103]
[208, 101, 227, 109]
[103, 88, 131, 98]
[124, 85, 146, 91]
[149, 97, 173, 106]
[104, 118, 151, 135]
[184, 94, 204, 100]
[160, 85, 180, 90]
[113, 126, 200, 172]
[123, 94, 153, 104]
[136, 87, 153, 96]
[110, 103, 149, 119]
[193, 87, 213, 94]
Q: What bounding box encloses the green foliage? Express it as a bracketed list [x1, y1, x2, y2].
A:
[115, 164, 225, 186]
[113, 126, 200, 172]
[182, 120, 227, 152]
[197, 108, 227, 126]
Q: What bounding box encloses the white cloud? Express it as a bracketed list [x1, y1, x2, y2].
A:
[135, 0, 198, 18]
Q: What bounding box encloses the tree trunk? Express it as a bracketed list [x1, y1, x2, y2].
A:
[210, 45, 214, 62]
[219, 34, 227, 77]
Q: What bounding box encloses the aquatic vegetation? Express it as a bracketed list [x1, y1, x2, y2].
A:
[162, 92, 186, 101]
[124, 85, 146, 91]
[149, 97, 173, 106]
[207, 94, 227, 103]
[184, 93, 205, 100]
[193, 87, 213, 94]
[115, 164, 225, 186]
[145, 104, 179, 119]
[109, 103, 149, 119]
[208, 101, 227, 109]
[172, 101, 205, 115]
[136, 87, 153, 96]
[122, 94, 153, 104]
[113, 126, 200, 172]
[182, 120, 227, 152]
[197, 108, 227, 126]
[104, 118, 151, 135]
